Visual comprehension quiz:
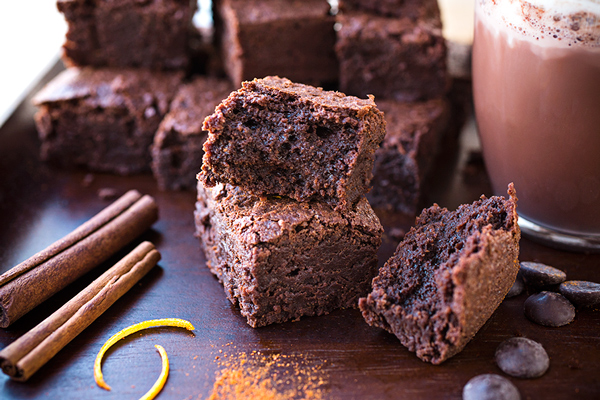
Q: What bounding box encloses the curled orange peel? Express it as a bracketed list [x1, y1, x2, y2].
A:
[139, 345, 169, 400]
[94, 318, 195, 392]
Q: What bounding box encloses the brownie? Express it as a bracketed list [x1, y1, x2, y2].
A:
[151, 77, 233, 191]
[213, 0, 338, 86]
[200, 76, 386, 211]
[335, 12, 448, 102]
[33, 67, 183, 175]
[359, 185, 520, 364]
[368, 98, 450, 214]
[338, 0, 440, 20]
[194, 181, 383, 328]
[57, 0, 196, 70]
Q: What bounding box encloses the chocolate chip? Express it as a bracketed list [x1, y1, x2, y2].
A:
[495, 337, 549, 378]
[519, 261, 566, 287]
[524, 291, 575, 327]
[463, 374, 521, 400]
[505, 272, 524, 298]
[559, 280, 600, 307]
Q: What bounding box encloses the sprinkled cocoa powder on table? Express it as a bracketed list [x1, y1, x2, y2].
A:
[208, 350, 328, 400]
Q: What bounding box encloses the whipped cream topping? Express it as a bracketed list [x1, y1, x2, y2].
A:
[478, 0, 600, 47]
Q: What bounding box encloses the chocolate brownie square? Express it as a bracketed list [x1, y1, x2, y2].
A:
[359, 185, 520, 364]
[151, 77, 233, 191]
[194, 181, 383, 328]
[200, 76, 386, 211]
[57, 0, 196, 70]
[368, 98, 450, 214]
[335, 12, 448, 102]
[33, 67, 183, 175]
[338, 0, 441, 20]
[213, 0, 338, 86]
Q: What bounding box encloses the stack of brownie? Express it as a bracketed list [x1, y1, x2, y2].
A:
[335, 0, 452, 215]
[194, 76, 386, 327]
[32, 0, 235, 190]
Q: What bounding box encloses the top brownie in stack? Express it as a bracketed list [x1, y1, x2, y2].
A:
[151, 76, 233, 191]
[213, 0, 338, 86]
[33, 67, 183, 175]
[359, 185, 520, 364]
[57, 0, 196, 70]
[199, 76, 386, 211]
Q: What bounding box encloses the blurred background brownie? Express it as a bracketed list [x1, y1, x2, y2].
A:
[57, 0, 196, 70]
[151, 76, 233, 191]
[335, 12, 449, 102]
[195, 182, 383, 328]
[200, 76, 386, 211]
[338, 0, 441, 20]
[33, 67, 183, 175]
[213, 0, 338, 86]
[369, 98, 451, 214]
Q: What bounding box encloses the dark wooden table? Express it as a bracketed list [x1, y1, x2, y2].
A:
[0, 66, 599, 400]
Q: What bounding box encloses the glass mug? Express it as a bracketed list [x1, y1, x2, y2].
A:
[472, 0, 600, 251]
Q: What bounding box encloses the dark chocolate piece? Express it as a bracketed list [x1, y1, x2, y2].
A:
[524, 292, 576, 327]
[335, 12, 448, 102]
[33, 68, 183, 175]
[495, 337, 550, 379]
[151, 77, 233, 190]
[519, 261, 566, 288]
[194, 182, 383, 328]
[214, 0, 338, 86]
[359, 185, 520, 364]
[57, 0, 195, 70]
[462, 374, 521, 400]
[368, 98, 450, 214]
[200, 76, 386, 211]
[505, 272, 524, 298]
[559, 280, 600, 307]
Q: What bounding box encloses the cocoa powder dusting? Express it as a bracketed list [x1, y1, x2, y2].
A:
[208, 350, 328, 400]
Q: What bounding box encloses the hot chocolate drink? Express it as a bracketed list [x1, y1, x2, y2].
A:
[473, 0, 600, 249]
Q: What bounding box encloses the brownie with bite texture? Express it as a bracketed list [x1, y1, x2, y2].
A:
[200, 76, 386, 211]
[33, 67, 183, 175]
[359, 185, 520, 364]
[338, 0, 440, 20]
[213, 0, 338, 86]
[151, 77, 233, 191]
[194, 181, 383, 328]
[368, 98, 450, 214]
[335, 12, 448, 102]
[57, 0, 196, 70]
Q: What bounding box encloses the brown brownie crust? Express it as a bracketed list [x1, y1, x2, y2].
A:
[335, 12, 448, 102]
[33, 67, 183, 175]
[338, 0, 441, 20]
[359, 185, 520, 364]
[200, 76, 386, 211]
[368, 98, 450, 214]
[195, 181, 383, 328]
[151, 77, 233, 190]
[57, 0, 196, 70]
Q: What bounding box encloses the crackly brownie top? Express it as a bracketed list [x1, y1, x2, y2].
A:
[336, 12, 442, 40]
[161, 77, 233, 136]
[239, 76, 380, 117]
[32, 67, 183, 116]
[376, 98, 448, 152]
[224, 0, 331, 24]
[200, 182, 383, 245]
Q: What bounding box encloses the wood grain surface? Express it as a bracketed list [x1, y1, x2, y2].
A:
[0, 65, 598, 399]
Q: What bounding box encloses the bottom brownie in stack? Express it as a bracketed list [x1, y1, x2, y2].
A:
[195, 182, 383, 328]
[360, 184, 520, 364]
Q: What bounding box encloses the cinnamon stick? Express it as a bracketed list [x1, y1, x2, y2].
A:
[0, 241, 160, 381]
[0, 190, 158, 327]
